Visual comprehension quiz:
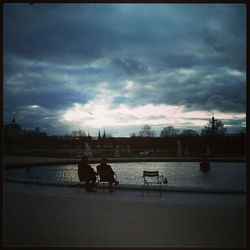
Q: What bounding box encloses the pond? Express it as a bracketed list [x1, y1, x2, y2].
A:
[5, 161, 246, 191]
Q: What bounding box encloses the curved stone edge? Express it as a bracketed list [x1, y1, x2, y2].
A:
[4, 156, 246, 169]
[4, 177, 245, 194]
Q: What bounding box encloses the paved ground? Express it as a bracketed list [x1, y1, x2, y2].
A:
[3, 182, 246, 247]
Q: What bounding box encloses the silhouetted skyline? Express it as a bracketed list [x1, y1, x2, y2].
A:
[3, 3, 246, 136]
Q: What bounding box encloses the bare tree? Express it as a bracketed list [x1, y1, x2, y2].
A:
[71, 130, 86, 137]
[130, 132, 137, 138]
[160, 126, 177, 137]
[77, 130, 86, 137]
[182, 129, 199, 136]
[106, 133, 113, 138]
[139, 125, 155, 137]
[201, 117, 226, 136]
[71, 130, 78, 137]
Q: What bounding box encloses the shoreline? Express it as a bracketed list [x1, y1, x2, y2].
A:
[3, 155, 246, 169]
[4, 177, 245, 194]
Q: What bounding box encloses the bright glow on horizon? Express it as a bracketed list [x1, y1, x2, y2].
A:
[61, 98, 246, 133]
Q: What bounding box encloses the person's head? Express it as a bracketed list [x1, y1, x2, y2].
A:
[101, 158, 107, 165]
[81, 155, 88, 163]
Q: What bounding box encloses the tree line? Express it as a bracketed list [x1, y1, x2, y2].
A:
[131, 117, 244, 138]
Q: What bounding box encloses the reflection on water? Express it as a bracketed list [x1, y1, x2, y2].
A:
[5, 162, 245, 190]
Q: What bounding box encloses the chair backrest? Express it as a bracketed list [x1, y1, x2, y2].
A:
[98, 174, 111, 182]
[78, 166, 92, 181]
[143, 171, 159, 177]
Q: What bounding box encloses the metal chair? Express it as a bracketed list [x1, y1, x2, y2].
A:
[96, 173, 118, 192]
[77, 176, 97, 193]
[77, 181, 85, 193]
[26, 168, 42, 187]
[142, 170, 164, 197]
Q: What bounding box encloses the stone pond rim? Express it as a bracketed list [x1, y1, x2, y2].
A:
[3, 156, 245, 169]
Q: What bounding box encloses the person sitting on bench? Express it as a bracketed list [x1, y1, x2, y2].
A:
[78, 156, 97, 192]
[96, 158, 118, 192]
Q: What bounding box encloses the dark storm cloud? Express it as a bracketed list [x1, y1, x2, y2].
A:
[3, 3, 246, 135]
[4, 4, 122, 64]
[111, 57, 150, 75]
[4, 88, 87, 110]
[4, 4, 245, 69]
[115, 66, 245, 113]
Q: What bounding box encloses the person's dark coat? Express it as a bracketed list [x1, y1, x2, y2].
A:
[96, 163, 115, 181]
[78, 162, 96, 182]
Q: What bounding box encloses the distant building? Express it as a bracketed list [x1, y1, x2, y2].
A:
[22, 126, 47, 136]
[4, 118, 22, 136]
[4, 118, 47, 137]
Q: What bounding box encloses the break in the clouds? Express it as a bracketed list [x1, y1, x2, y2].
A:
[3, 3, 246, 136]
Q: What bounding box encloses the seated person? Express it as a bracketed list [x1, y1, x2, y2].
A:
[78, 155, 97, 192]
[96, 158, 118, 192]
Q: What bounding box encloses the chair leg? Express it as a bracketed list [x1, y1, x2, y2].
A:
[27, 177, 33, 187]
[26, 177, 32, 187]
[77, 183, 81, 193]
[142, 183, 147, 197]
[36, 177, 41, 185]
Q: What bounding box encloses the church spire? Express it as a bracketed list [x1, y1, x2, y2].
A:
[98, 130, 101, 140]
[103, 129, 106, 139]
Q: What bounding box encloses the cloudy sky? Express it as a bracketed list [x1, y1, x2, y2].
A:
[3, 3, 246, 136]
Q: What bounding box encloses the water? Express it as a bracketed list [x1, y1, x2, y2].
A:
[5, 162, 246, 191]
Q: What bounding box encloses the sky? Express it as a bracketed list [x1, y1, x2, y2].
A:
[3, 3, 246, 137]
